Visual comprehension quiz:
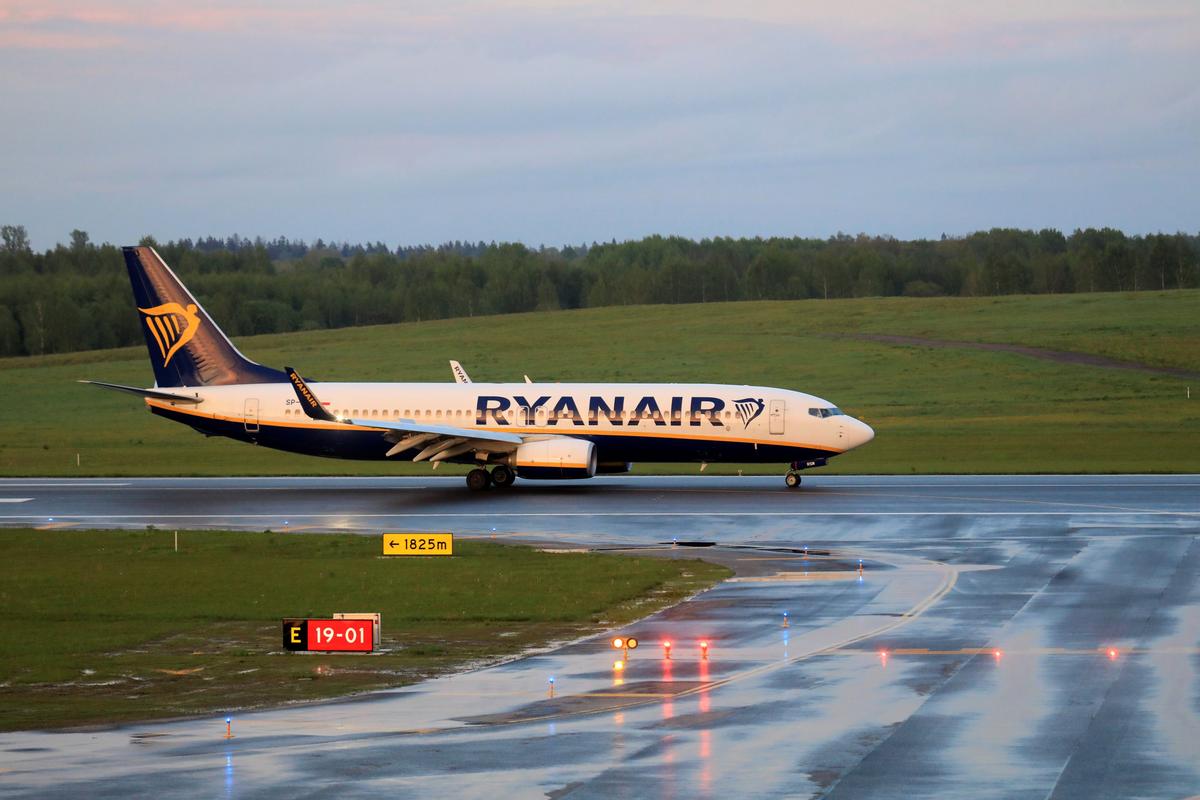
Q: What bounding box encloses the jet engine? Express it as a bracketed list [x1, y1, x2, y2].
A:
[513, 438, 597, 480]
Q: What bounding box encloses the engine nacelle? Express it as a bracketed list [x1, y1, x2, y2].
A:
[513, 438, 597, 480]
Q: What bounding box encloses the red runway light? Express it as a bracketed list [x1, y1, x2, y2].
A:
[993, 649, 1002, 661]
[1108, 647, 1118, 660]
[699, 640, 709, 659]
[662, 641, 672, 659]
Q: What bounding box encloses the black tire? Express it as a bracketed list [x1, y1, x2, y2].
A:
[491, 464, 515, 488]
[785, 472, 802, 489]
[466, 468, 491, 491]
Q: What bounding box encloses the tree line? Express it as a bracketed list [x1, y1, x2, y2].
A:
[0, 224, 1196, 358]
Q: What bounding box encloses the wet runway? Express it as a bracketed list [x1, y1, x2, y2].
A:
[1, 475, 1198, 798]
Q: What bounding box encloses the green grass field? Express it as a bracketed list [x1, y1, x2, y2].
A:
[1, 290, 1197, 475]
[0, 529, 729, 730]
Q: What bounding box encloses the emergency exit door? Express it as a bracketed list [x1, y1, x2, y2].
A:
[769, 399, 785, 435]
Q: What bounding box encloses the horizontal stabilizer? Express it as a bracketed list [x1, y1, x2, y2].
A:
[79, 380, 204, 404]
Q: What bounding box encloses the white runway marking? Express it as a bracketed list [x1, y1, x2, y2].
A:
[0, 498, 33, 503]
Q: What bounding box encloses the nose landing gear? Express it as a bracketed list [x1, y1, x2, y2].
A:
[785, 458, 827, 489]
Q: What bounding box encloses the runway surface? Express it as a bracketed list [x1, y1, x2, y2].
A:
[1, 475, 1198, 798]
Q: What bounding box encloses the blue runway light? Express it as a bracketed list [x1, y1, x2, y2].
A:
[226, 716, 232, 724]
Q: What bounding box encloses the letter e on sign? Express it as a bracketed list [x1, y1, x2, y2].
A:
[282, 619, 307, 651]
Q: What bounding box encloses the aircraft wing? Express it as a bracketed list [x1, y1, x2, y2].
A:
[341, 416, 522, 444]
[285, 367, 522, 461]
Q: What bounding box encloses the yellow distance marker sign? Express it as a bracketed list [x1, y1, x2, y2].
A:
[383, 532, 453, 556]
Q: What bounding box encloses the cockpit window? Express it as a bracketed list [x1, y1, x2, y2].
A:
[808, 407, 845, 418]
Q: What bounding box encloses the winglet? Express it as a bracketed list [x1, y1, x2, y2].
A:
[285, 367, 337, 422]
[449, 360, 472, 384]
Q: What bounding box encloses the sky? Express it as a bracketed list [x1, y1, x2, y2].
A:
[1, 0, 1198, 249]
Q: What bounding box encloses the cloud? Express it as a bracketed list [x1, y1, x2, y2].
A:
[1, 1, 1198, 247]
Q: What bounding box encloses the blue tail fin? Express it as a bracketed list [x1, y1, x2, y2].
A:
[123, 246, 286, 387]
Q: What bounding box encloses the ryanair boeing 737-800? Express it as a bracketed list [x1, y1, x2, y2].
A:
[84, 246, 874, 490]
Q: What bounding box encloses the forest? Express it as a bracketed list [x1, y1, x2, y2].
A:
[0, 224, 1196, 357]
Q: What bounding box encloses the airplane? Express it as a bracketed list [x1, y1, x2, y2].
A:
[83, 246, 875, 491]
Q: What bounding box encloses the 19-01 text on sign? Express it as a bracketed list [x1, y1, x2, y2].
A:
[382, 532, 453, 556]
[283, 619, 373, 652]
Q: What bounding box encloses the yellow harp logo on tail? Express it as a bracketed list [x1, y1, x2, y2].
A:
[139, 302, 201, 367]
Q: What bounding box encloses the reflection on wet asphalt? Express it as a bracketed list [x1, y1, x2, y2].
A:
[0, 475, 1198, 798]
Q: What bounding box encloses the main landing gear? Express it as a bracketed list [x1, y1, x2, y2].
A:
[785, 472, 803, 489]
[466, 465, 517, 491]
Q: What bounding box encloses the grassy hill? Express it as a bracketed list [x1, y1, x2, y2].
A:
[1, 290, 1197, 475]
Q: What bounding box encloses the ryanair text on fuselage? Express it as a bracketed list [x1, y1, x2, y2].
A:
[475, 394, 738, 427]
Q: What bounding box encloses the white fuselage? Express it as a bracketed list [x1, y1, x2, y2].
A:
[145, 381, 874, 465]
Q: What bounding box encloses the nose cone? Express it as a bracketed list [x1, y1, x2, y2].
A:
[846, 417, 875, 450]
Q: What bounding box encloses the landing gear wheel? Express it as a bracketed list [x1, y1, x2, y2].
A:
[491, 464, 516, 488]
[785, 472, 802, 489]
[466, 468, 492, 491]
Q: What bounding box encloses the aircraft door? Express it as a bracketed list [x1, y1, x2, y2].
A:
[769, 399, 785, 435]
[244, 398, 259, 433]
